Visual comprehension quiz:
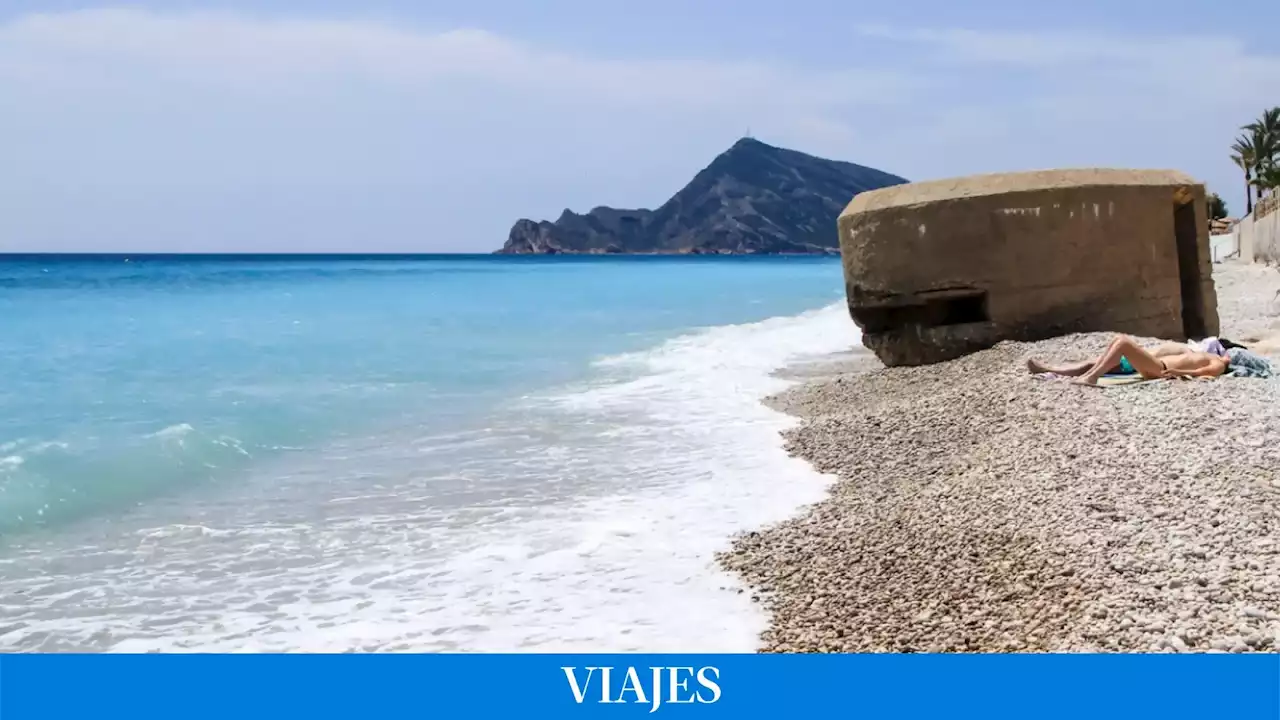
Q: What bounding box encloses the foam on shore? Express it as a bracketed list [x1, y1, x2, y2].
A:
[2, 301, 862, 652]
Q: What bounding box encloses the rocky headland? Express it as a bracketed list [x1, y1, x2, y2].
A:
[497, 138, 906, 255]
[722, 261, 1280, 653]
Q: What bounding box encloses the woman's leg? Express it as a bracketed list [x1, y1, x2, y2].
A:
[1077, 335, 1164, 385]
[1026, 358, 1096, 376]
[1028, 335, 1127, 376]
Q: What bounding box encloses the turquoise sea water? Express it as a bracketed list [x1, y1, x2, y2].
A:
[0, 255, 858, 651]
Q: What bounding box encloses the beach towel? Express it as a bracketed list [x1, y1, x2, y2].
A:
[1227, 348, 1273, 378]
[1096, 375, 1153, 387]
[1032, 373, 1160, 387]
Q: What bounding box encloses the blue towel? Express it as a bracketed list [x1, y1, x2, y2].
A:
[1227, 348, 1273, 379]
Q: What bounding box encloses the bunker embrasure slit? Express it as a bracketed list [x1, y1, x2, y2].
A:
[850, 290, 989, 334]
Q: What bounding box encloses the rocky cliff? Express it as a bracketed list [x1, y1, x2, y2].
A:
[497, 138, 907, 255]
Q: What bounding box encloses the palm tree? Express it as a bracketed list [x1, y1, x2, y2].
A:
[1243, 107, 1280, 198]
[1232, 134, 1256, 214]
[1243, 106, 1280, 148]
[1252, 165, 1280, 197]
[1252, 128, 1278, 198]
[1255, 129, 1275, 193]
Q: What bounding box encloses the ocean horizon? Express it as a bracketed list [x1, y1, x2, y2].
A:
[0, 254, 858, 652]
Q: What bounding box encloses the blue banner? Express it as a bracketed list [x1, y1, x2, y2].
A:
[2, 655, 1277, 719]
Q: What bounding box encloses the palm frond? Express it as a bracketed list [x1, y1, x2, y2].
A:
[1248, 130, 1274, 166]
[1232, 134, 1257, 159]
[1251, 166, 1280, 191]
[1262, 106, 1280, 134]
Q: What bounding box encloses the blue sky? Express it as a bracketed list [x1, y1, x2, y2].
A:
[2, 1, 1277, 252]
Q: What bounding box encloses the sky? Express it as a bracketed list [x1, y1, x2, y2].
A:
[2, 1, 1278, 252]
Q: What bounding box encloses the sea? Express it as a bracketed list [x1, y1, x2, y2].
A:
[0, 254, 859, 652]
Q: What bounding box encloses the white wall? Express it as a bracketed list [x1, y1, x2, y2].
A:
[1210, 233, 1237, 262]
[1255, 207, 1280, 263]
[1235, 203, 1280, 265]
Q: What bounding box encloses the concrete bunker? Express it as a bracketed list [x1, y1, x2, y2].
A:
[839, 169, 1219, 367]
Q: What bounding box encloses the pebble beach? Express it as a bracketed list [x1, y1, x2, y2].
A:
[721, 261, 1280, 653]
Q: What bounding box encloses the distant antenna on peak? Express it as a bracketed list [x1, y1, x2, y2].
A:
[745, 127, 753, 138]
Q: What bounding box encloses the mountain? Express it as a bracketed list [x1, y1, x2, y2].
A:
[497, 138, 908, 255]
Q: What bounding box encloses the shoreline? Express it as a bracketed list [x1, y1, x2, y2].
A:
[723, 261, 1280, 653]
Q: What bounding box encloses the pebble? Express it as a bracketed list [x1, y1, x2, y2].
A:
[719, 262, 1280, 653]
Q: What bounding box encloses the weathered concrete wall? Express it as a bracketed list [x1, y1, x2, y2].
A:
[839, 169, 1220, 366]
[1237, 215, 1255, 262]
[1256, 210, 1280, 263]
[1237, 194, 1280, 265]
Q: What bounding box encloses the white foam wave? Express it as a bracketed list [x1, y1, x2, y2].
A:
[0, 440, 70, 456]
[360, 301, 864, 652]
[136, 523, 231, 540]
[0, 302, 862, 653]
[564, 301, 853, 411]
[149, 423, 196, 440]
[135, 523, 307, 541]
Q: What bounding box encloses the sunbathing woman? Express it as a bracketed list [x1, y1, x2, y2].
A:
[1027, 334, 1229, 386]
